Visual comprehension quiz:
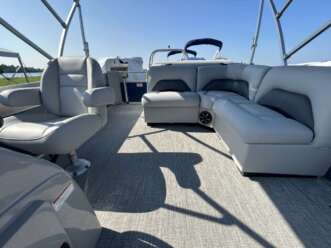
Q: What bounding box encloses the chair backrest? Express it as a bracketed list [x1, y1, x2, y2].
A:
[41, 56, 106, 117]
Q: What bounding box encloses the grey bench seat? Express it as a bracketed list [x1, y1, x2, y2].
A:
[142, 92, 200, 123]
[142, 64, 200, 123]
[142, 92, 199, 108]
[213, 66, 331, 176]
[213, 100, 314, 145]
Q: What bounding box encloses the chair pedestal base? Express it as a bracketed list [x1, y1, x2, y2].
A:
[66, 152, 91, 191]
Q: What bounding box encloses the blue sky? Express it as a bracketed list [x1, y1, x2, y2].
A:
[1, 0, 331, 68]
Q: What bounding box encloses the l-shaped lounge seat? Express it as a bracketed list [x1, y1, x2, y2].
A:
[142, 63, 331, 176]
[213, 66, 331, 176]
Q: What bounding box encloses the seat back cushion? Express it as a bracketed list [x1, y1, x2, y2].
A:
[197, 63, 270, 100]
[255, 66, 331, 147]
[258, 89, 314, 129]
[148, 64, 197, 92]
[86, 57, 108, 120]
[197, 63, 246, 94]
[41, 59, 61, 115]
[41, 57, 106, 117]
[203, 79, 249, 98]
[242, 64, 271, 100]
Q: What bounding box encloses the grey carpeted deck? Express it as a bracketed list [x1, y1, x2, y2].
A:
[80, 104, 331, 248]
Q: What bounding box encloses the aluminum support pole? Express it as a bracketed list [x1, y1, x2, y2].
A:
[58, 2, 77, 57]
[41, 0, 67, 28]
[0, 17, 53, 60]
[250, 0, 265, 64]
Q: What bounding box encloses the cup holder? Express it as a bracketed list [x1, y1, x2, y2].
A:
[199, 111, 212, 125]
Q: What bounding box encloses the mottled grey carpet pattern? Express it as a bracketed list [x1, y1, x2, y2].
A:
[80, 105, 331, 248]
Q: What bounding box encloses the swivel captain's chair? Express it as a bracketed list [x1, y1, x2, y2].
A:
[0, 57, 113, 163]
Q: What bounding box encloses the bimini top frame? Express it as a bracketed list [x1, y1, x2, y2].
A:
[250, 0, 331, 65]
[184, 38, 223, 53]
[1, 1, 330, 66]
[0, 0, 89, 60]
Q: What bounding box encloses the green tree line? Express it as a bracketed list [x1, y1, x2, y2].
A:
[0, 64, 43, 73]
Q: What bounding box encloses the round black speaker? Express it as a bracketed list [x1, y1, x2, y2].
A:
[199, 111, 212, 125]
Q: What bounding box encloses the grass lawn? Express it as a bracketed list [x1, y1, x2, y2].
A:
[0, 76, 41, 87]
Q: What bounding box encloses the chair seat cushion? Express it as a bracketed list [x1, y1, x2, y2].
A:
[0, 109, 103, 154]
[0, 121, 62, 141]
[142, 92, 200, 108]
[213, 100, 314, 144]
[199, 91, 249, 109]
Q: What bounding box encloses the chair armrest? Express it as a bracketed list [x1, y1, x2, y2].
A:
[83, 87, 115, 107]
[0, 87, 41, 107]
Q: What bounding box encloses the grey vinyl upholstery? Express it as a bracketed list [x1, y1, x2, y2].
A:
[198, 64, 270, 112]
[199, 91, 248, 110]
[0, 87, 41, 107]
[0, 57, 111, 155]
[213, 66, 331, 176]
[142, 92, 199, 108]
[142, 91, 200, 123]
[254, 66, 331, 147]
[213, 100, 314, 145]
[142, 64, 200, 123]
[197, 64, 270, 127]
[83, 87, 114, 107]
[197, 63, 246, 92]
[147, 64, 198, 92]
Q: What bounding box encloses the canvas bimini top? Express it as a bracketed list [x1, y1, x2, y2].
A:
[167, 49, 197, 58]
[184, 38, 223, 51]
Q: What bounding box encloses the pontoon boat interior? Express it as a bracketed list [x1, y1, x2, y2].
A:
[1, 1, 331, 247]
